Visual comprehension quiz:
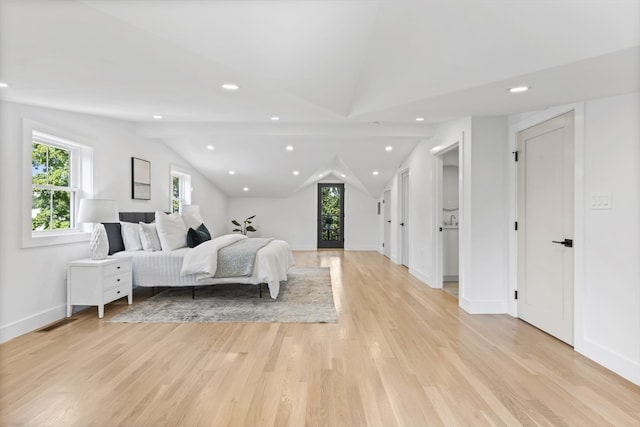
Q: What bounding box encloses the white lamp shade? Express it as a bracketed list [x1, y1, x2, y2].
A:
[77, 199, 119, 224]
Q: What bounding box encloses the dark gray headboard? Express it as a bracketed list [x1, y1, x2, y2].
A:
[119, 212, 157, 223]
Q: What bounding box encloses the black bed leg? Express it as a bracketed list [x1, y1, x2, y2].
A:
[192, 286, 195, 300]
[259, 283, 262, 298]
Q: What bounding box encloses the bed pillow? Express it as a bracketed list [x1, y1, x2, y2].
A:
[187, 223, 211, 248]
[155, 210, 187, 251]
[181, 205, 204, 230]
[138, 222, 162, 252]
[120, 222, 142, 251]
[103, 222, 125, 255]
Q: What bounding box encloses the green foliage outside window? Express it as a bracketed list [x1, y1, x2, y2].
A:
[172, 175, 180, 213]
[31, 142, 72, 231]
[321, 186, 341, 241]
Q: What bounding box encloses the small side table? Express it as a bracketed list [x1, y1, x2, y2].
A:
[67, 257, 132, 318]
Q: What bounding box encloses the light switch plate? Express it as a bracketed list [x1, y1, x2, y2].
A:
[590, 192, 612, 209]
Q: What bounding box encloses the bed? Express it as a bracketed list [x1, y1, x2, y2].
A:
[106, 211, 294, 299]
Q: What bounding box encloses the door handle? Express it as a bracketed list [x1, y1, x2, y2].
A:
[387, 220, 391, 223]
[439, 227, 443, 232]
[552, 238, 573, 248]
[400, 222, 405, 226]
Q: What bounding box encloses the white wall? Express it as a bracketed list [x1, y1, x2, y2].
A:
[0, 101, 228, 342]
[463, 116, 509, 313]
[577, 92, 640, 384]
[228, 181, 380, 250]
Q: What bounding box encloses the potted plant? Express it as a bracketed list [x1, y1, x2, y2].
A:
[232, 215, 257, 235]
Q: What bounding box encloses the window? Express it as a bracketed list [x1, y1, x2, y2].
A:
[171, 169, 192, 214]
[22, 121, 93, 248]
[31, 138, 75, 231]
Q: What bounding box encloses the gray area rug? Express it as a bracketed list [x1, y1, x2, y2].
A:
[107, 267, 337, 323]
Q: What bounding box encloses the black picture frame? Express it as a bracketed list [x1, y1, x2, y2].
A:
[131, 157, 151, 200]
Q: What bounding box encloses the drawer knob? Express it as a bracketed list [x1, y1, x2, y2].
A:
[117, 266, 121, 269]
[117, 278, 120, 282]
[117, 290, 121, 294]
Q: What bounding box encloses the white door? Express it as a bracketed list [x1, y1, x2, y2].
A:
[401, 171, 410, 266]
[517, 111, 574, 345]
[383, 190, 391, 258]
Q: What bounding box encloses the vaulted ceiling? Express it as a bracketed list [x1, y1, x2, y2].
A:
[1, 0, 638, 197]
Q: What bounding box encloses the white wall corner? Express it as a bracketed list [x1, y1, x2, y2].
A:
[0, 304, 67, 344]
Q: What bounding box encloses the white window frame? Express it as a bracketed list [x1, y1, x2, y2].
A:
[22, 120, 93, 248]
[170, 166, 192, 214]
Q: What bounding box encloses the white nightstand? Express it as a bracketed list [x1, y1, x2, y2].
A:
[67, 257, 133, 318]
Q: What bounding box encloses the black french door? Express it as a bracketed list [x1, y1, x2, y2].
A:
[317, 183, 344, 248]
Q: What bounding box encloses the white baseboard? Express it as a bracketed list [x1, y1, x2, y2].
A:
[409, 268, 433, 287]
[0, 304, 67, 344]
[345, 245, 379, 251]
[459, 297, 507, 314]
[576, 338, 640, 385]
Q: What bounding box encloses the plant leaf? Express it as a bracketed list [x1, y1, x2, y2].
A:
[246, 225, 256, 232]
[231, 220, 241, 226]
[247, 215, 256, 220]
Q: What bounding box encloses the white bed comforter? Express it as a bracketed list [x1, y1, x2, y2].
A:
[181, 234, 293, 299]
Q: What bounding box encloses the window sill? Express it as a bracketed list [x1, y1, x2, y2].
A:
[22, 231, 91, 249]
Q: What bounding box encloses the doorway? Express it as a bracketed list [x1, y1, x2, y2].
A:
[317, 183, 344, 249]
[517, 111, 575, 345]
[441, 148, 460, 298]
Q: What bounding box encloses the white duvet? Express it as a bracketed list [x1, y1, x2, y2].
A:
[181, 234, 293, 299]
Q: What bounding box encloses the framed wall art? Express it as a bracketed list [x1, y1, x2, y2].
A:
[131, 157, 151, 200]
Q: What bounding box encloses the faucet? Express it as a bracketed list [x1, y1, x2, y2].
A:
[450, 214, 457, 226]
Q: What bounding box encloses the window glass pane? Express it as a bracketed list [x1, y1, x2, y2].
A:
[32, 189, 52, 231]
[48, 146, 70, 187]
[32, 142, 48, 184]
[172, 176, 180, 199]
[51, 190, 72, 229]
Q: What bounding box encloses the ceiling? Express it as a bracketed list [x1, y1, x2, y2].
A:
[1, 0, 638, 197]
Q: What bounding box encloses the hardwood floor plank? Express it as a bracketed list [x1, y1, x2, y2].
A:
[1, 250, 639, 426]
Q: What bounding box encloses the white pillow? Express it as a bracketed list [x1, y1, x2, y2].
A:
[155, 210, 187, 251]
[121, 222, 142, 251]
[181, 205, 203, 230]
[139, 222, 162, 252]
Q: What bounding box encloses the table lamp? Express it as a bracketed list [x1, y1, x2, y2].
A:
[77, 199, 119, 259]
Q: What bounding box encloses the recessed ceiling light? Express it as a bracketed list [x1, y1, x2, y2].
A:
[207, 145, 214, 150]
[416, 117, 425, 122]
[153, 115, 162, 119]
[243, 187, 249, 192]
[293, 170, 299, 176]
[370, 121, 380, 125]
[373, 171, 379, 176]
[229, 170, 235, 175]
[271, 116, 280, 121]
[318, 174, 324, 178]
[509, 86, 529, 93]
[340, 174, 346, 178]
[0, 82, 8, 88]
[385, 146, 393, 152]
[222, 83, 239, 91]
[286, 145, 294, 151]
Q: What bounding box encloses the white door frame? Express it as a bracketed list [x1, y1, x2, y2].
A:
[399, 169, 410, 266]
[431, 139, 463, 291]
[508, 103, 586, 325]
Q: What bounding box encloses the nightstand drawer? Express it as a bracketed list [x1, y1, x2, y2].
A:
[103, 261, 131, 277]
[103, 272, 131, 291]
[103, 285, 129, 304]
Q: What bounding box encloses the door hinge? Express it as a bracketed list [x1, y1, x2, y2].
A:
[514, 221, 518, 231]
[512, 150, 518, 162]
[514, 290, 518, 300]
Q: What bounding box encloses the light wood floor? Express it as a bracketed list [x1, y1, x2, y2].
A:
[1, 251, 639, 426]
